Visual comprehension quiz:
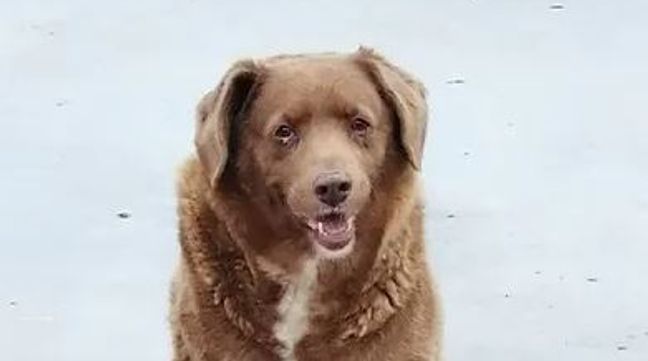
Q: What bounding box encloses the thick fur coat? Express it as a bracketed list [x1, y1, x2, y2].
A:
[169, 48, 442, 361]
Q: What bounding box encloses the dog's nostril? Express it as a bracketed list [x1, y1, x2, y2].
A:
[338, 181, 351, 193]
[315, 184, 329, 196]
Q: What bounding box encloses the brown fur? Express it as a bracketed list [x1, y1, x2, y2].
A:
[170, 48, 442, 361]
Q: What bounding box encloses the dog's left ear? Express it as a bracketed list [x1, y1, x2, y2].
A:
[354, 47, 428, 170]
[194, 60, 263, 188]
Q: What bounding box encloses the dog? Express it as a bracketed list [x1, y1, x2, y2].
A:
[170, 47, 442, 361]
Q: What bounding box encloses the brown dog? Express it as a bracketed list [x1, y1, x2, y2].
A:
[170, 48, 442, 361]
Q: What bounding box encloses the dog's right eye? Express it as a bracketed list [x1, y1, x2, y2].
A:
[274, 124, 298, 146]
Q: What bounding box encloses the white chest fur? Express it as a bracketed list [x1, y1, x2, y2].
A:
[273, 260, 318, 361]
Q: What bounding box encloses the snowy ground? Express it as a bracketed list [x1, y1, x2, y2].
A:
[2, 1, 647, 360]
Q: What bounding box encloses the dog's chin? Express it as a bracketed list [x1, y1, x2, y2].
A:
[302, 211, 356, 259]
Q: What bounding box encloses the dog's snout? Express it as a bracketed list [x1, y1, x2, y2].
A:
[313, 172, 352, 207]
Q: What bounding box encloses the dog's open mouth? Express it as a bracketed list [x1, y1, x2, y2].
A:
[304, 212, 355, 252]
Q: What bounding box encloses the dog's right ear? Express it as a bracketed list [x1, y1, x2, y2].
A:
[194, 60, 262, 188]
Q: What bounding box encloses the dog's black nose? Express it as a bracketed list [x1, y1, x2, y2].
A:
[314, 172, 352, 207]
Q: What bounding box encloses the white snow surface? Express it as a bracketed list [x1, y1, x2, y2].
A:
[1, 1, 647, 360]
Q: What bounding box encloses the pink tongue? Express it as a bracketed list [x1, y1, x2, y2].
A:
[322, 220, 347, 234]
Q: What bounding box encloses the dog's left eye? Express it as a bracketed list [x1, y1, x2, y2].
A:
[274, 124, 298, 146]
[350, 116, 371, 136]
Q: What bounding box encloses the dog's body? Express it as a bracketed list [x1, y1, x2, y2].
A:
[170, 49, 442, 361]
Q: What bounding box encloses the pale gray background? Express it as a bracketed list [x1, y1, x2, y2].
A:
[1, 0, 647, 360]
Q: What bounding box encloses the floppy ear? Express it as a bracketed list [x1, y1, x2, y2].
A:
[354, 47, 428, 170]
[194, 60, 262, 187]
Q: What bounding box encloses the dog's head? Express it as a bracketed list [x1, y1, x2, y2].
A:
[195, 48, 427, 259]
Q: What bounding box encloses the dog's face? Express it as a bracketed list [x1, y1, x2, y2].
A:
[244, 59, 390, 258]
[195, 49, 427, 259]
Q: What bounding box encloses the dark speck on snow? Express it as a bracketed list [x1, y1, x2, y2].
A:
[446, 78, 465, 85]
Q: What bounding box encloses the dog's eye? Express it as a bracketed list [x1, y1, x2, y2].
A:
[350, 116, 371, 136]
[274, 124, 297, 145]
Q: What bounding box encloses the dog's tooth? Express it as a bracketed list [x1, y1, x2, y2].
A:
[317, 222, 324, 235]
[308, 220, 317, 230]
